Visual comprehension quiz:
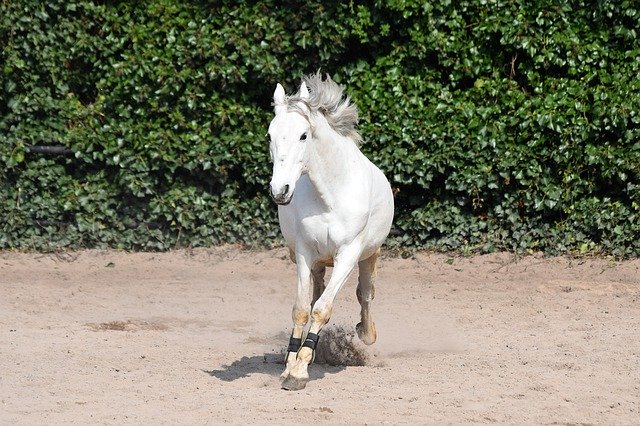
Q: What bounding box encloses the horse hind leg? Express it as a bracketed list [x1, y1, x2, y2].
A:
[356, 250, 379, 345]
[311, 264, 326, 306]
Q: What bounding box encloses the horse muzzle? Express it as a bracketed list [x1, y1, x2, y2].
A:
[270, 184, 293, 205]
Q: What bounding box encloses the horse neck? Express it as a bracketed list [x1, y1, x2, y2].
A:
[306, 118, 361, 205]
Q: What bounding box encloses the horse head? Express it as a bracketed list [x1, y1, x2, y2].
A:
[267, 82, 312, 205]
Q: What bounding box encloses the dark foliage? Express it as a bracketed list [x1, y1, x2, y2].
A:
[1, 1, 638, 256]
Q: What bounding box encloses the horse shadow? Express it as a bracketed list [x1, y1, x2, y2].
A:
[205, 325, 373, 383]
[204, 352, 283, 382]
[204, 352, 345, 382]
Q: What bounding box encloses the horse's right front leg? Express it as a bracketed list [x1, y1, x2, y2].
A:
[281, 252, 313, 384]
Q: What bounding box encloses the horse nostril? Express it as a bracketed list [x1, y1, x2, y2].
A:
[283, 184, 290, 196]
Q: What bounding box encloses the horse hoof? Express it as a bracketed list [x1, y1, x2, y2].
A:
[356, 322, 377, 345]
[281, 375, 309, 391]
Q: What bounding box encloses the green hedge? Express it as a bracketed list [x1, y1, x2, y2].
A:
[1, 1, 639, 256]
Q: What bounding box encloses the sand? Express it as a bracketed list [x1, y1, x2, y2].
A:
[1, 247, 639, 424]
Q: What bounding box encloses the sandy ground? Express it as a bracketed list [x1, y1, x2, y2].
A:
[1, 247, 639, 424]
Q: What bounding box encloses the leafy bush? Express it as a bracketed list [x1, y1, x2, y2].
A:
[1, 0, 638, 256]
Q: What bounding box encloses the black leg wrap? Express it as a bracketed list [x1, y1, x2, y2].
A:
[287, 336, 302, 353]
[302, 332, 320, 350]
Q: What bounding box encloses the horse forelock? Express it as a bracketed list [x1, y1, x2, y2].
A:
[285, 72, 363, 145]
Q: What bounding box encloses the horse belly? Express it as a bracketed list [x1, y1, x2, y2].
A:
[359, 165, 395, 259]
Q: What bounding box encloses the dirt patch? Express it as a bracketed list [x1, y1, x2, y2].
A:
[314, 325, 372, 366]
[1, 248, 639, 424]
[86, 320, 169, 332]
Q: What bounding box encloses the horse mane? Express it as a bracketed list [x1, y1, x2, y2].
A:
[286, 72, 363, 145]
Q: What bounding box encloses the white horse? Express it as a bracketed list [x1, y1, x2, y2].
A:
[268, 73, 394, 390]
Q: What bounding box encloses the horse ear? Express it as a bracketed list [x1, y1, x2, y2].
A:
[273, 83, 286, 114]
[299, 81, 309, 99]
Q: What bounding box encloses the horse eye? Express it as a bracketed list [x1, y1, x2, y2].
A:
[300, 132, 307, 141]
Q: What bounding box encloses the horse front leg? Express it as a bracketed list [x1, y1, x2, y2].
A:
[281, 252, 313, 383]
[282, 244, 361, 391]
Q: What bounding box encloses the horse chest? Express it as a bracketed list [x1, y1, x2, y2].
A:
[278, 179, 368, 259]
[280, 207, 348, 253]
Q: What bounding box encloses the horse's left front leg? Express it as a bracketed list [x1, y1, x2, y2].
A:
[282, 244, 361, 391]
